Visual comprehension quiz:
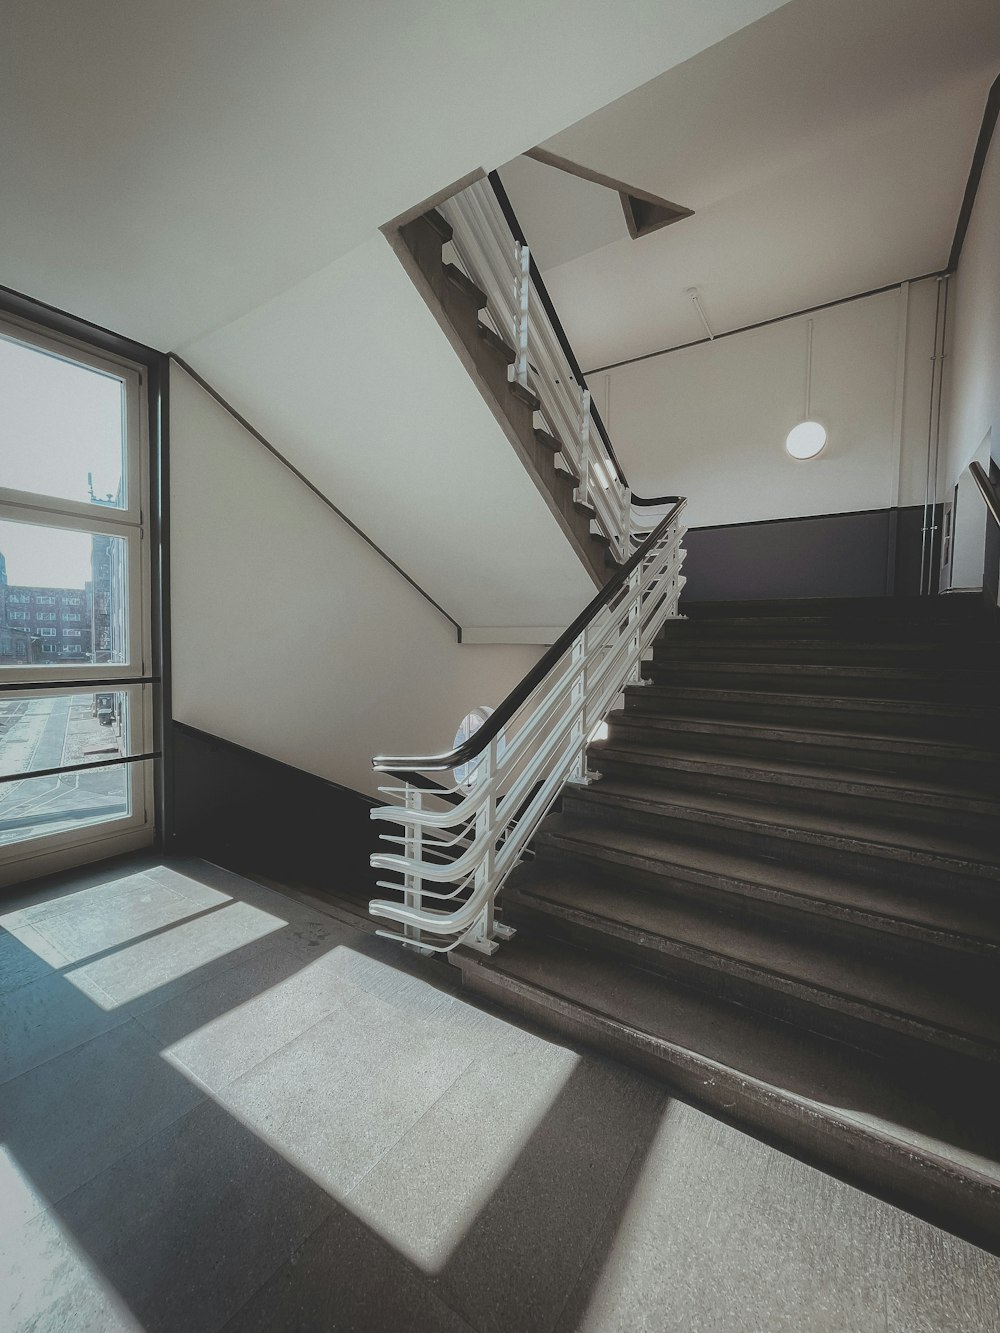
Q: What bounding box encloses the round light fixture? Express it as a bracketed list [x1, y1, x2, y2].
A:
[785, 420, 827, 460]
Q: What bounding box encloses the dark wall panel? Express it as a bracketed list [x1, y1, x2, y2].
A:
[169, 723, 378, 906]
[682, 505, 938, 602]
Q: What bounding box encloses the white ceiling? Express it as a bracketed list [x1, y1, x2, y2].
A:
[0, 0, 787, 351]
[497, 0, 1000, 371]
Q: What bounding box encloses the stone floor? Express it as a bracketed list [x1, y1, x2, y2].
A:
[1, 856, 999, 1333]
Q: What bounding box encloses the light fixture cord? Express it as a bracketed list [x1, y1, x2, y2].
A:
[805, 319, 814, 418]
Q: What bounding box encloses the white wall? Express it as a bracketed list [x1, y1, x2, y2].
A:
[170, 366, 542, 799]
[596, 279, 939, 528]
[180, 232, 596, 634]
[941, 114, 1000, 589]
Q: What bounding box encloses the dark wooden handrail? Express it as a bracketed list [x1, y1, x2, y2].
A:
[373, 498, 686, 774]
[970, 461, 1000, 531]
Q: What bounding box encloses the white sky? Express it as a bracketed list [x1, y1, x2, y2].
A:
[0, 334, 124, 586]
[0, 335, 123, 503]
[0, 521, 93, 588]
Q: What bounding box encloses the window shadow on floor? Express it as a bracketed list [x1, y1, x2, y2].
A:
[0, 860, 668, 1333]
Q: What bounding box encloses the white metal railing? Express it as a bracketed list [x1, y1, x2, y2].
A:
[368, 502, 686, 955]
[438, 179, 638, 561]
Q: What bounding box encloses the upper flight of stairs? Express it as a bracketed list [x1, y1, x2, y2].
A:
[396, 208, 616, 585]
[452, 593, 1000, 1254]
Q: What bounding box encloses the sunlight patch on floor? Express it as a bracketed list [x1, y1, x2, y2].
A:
[0, 1148, 141, 1333]
[182, 944, 580, 1274]
[63, 900, 288, 1009]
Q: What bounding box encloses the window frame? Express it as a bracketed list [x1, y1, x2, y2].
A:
[0, 318, 143, 524]
[0, 312, 156, 881]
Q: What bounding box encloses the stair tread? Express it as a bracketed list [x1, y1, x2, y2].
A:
[459, 933, 1000, 1186]
[629, 682, 1000, 720]
[476, 322, 515, 364]
[507, 865, 1000, 1050]
[611, 708, 1000, 763]
[680, 595, 987, 619]
[592, 739, 1000, 812]
[536, 816, 1000, 950]
[442, 261, 487, 308]
[649, 658, 995, 681]
[567, 778, 1000, 878]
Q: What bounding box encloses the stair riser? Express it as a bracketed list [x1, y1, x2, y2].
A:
[454, 954, 1000, 1257]
[680, 597, 987, 622]
[606, 717, 1000, 786]
[532, 841, 1000, 964]
[591, 754, 1000, 845]
[653, 643, 1000, 667]
[645, 663, 990, 702]
[559, 791, 1000, 897]
[623, 689, 1000, 743]
[661, 621, 993, 642]
[503, 897, 999, 1065]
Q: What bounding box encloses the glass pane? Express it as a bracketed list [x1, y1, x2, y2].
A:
[0, 690, 138, 778]
[0, 762, 131, 848]
[0, 519, 128, 668]
[0, 333, 126, 508]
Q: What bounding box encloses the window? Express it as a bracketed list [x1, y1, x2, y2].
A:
[0, 315, 152, 876]
[9, 611, 26, 621]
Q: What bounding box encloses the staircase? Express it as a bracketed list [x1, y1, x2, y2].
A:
[394, 205, 620, 585]
[452, 593, 1000, 1252]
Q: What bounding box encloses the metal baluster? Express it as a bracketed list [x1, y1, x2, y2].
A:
[566, 630, 598, 785]
[575, 387, 591, 511]
[464, 737, 505, 954]
[402, 784, 432, 955]
[515, 243, 530, 389]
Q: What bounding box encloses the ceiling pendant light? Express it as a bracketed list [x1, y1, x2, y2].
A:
[785, 318, 827, 460]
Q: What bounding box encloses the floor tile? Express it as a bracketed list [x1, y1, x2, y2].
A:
[0, 970, 126, 1085]
[28, 876, 216, 962]
[216, 977, 476, 1200]
[556, 1098, 1000, 1333]
[224, 1206, 474, 1333]
[65, 897, 291, 1012]
[0, 925, 60, 995]
[0, 870, 195, 931]
[138, 937, 353, 1091]
[0, 1020, 205, 1218]
[0, 1207, 141, 1333]
[422, 1056, 665, 1333]
[54, 1097, 334, 1333]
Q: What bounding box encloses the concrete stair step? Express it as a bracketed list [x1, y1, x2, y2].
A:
[606, 708, 1000, 782]
[678, 594, 988, 622]
[503, 867, 1000, 1062]
[622, 682, 1000, 742]
[590, 739, 1000, 839]
[560, 778, 1000, 893]
[534, 815, 1000, 957]
[452, 932, 1000, 1253]
[652, 637, 1000, 666]
[644, 658, 996, 702]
